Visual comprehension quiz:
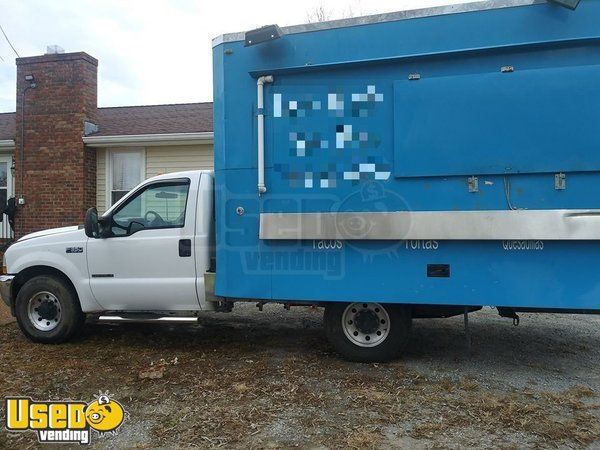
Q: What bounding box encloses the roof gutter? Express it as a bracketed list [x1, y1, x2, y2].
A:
[83, 132, 213, 148]
[0, 140, 15, 150]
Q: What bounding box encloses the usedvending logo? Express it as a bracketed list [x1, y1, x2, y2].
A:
[5, 391, 126, 444]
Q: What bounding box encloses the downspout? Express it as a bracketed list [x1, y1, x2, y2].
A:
[257, 75, 273, 195]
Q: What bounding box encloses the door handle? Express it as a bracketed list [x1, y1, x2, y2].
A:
[179, 239, 192, 257]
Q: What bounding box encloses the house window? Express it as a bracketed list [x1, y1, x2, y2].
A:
[0, 160, 8, 207]
[0, 155, 14, 239]
[109, 149, 144, 206]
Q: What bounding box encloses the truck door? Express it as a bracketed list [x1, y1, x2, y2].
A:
[87, 174, 200, 311]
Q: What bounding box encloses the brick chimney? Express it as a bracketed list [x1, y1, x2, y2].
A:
[15, 51, 98, 237]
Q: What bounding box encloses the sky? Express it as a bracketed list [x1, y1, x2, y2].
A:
[0, 0, 477, 113]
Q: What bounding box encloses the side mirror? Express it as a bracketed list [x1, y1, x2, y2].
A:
[127, 221, 145, 235]
[84, 207, 100, 238]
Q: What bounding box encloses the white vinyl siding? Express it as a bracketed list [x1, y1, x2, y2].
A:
[96, 148, 107, 214]
[96, 144, 214, 214]
[145, 144, 213, 178]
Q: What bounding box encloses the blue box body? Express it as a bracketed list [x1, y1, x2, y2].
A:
[212, 0, 600, 310]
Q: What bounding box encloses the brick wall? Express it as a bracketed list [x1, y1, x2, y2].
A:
[15, 52, 98, 237]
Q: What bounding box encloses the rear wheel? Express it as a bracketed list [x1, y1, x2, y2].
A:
[15, 275, 85, 343]
[324, 302, 411, 363]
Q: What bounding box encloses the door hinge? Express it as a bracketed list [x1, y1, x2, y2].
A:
[468, 176, 479, 193]
[555, 173, 566, 190]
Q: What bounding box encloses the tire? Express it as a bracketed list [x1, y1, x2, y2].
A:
[14, 275, 85, 344]
[324, 302, 411, 363]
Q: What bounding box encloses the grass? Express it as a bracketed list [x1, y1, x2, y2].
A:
[0, 313, 598, 448]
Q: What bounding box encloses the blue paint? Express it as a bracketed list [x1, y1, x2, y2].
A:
[394, 64, 600, 178]
[213, 1, 600, 310]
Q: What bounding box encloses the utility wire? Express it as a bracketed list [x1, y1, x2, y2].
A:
[0, 54, 4, 62]
[0, 23, 19, 58]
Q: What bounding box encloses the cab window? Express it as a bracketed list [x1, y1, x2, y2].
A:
[110, 180, 190, 236]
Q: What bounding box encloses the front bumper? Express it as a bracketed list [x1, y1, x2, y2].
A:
[0, 275, 14, 308]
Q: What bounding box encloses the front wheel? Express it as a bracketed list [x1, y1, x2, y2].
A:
[324, 302, 411, 363]
[14, 275, 85, 344]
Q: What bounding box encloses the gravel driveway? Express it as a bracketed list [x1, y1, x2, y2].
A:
[0, 304, 598, 448]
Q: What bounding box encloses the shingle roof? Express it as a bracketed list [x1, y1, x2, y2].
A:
[0, 113, 16, 141]
[0, 103, 214, 141]
[94, 102, 213, 136]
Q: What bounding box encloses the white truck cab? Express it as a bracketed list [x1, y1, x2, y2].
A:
[0, 170, 215, 343]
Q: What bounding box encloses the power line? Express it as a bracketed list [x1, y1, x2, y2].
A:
[0, 23, 19, 58]
[0, 54, 4, 62]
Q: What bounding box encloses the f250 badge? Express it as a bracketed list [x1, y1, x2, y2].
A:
[66, 247, 84, 254]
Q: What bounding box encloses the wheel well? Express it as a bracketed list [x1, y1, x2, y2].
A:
[11, 266, 79, 315]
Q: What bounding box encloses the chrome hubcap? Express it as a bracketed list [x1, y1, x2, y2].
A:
[27, 291, 62, 331]
[342, 303, 390, 348]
